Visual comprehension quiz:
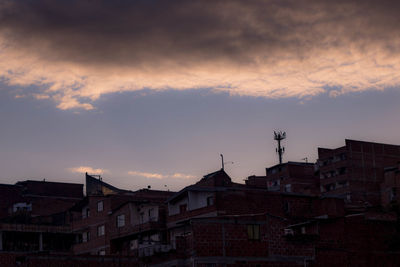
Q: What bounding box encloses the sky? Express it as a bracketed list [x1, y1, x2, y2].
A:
[1, 0, 400, 191]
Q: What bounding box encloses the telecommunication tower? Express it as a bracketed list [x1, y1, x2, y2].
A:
[274, 131, 286, 164]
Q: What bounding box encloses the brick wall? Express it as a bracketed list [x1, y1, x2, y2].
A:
[0, 253, 138, 267]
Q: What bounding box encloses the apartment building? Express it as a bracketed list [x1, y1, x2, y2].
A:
[318, 139, 400, 206]
[0, 180, 83, 253]
[70, 174, 174, 256]
[246, 161, 319, 195]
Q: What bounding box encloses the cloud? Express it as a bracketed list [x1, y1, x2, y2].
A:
[171, 173, 196, 179]
[69, 166, 107, 175]
[127, 171, 164, 179]
[128, 171, 194, 180]
[1, 0, 400, 109]
[33, 94, 50, 100]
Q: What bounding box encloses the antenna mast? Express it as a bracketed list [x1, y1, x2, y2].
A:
[220, 154, 224, 170]
[274, 131, 286, 165]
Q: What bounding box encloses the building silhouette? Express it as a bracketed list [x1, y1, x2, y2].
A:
[0, 139, 400, 266]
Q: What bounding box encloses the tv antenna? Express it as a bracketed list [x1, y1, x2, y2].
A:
[220, 154, 233, 170]
[274, 131, 286, 165]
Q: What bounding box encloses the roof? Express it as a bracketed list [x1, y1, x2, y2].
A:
[167, 169, 237, 203]
[85, 173, 130, 196]
[267, 161, 315, 170]
[15, 180, 83, 199]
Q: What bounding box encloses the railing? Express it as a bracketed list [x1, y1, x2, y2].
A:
[0, 223, 71, 233]
[109, 221, 164, 240]
[137, 244, 172, 257]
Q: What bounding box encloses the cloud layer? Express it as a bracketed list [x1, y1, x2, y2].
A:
[1, 0, 400, 109]
[128, 171, 194, 180]
[69, 166, 107, 175]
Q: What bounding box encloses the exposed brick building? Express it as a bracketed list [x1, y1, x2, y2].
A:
[161, 169, 349, 266]
[70, 174, 175, 256]
[246, 162, 319, 195]
[0, 180, 83, 253]
[381, 163, 400, 207]
[2, 139, 400, 266]
[318, 139, 400, 206]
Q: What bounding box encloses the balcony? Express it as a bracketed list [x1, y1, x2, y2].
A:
[110, 221, 164, 240]
[137, 244, 173, 257]
[0, 223, 71, 234]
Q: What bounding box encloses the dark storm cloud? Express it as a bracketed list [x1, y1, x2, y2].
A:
[1, 0, 398, 67]
[1, 0, 400, 109]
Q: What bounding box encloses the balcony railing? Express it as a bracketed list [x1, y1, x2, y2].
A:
[137, 244, 173, 257]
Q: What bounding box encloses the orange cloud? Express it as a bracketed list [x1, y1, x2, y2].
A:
[0, 0, 399, 109]
[69, 166, 107, 175]
[128, 171, 194, 180]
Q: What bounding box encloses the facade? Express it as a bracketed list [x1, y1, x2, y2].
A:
[0, 180, 83, 253]
[318, 139, 400, 206]
[381, 163, 400, 207]
[70, 174, 175, 256]
[1, 139, 400, 266]
[246, 161, 319, 195]
[109, 190, 175, 257]
[162, 169, 348, 266]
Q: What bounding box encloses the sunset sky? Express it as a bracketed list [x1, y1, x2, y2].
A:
[1, 0, 400, 191]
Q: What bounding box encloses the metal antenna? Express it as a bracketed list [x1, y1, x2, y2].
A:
[274, 131, 286, 165]
[302, 157, 308, 163]
[220, 154, 224, 170]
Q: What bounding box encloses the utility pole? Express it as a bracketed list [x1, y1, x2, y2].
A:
[274, 131, 286, 165]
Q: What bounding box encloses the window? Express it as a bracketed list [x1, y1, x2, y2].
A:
[82, 207, 90, 218]
[325, 183, 335, 192]
[179, 204, 187, 214]
[97, 201, 103, 212]
[82, 231, 90, 243]
[273, 180, 280, 186]
[130, 239, 138, 250]
[140, 212, 144, 224]
[301, 226, 306, 234]
[285, 184, 292, 193]
[117, 214, 125, 227]
[207, 196, 214, 206]
[12, 203, 32, 213]
[97, 225, 105, 236]
[390, 188, 397, 202]
[284, 201, 290, 214]
[148, 208, 155, 221]
[247, 225, 260, 240]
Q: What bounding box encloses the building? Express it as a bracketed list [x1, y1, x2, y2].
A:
[160, 169, 349, 266]
[70, 174, 175, 256]
[246, 161, 319, 195]
[318, 139, 400, 206]
[2, 138, 400, 266]
[109, 189, 175, 257]
[0, 180, 83, 253]
[381, 163, 400, 207]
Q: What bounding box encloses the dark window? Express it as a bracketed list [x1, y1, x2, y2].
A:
[247, 225, 260, 240]
[179, 204, 187, 214]
[116, 214, 125, 227]
[391, 188, 397, 202]
[284, 201, 290, 214]
[207, 196, 214, 206]
[97, 225, 105, 236]
[97, 201, 103, 212]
